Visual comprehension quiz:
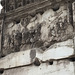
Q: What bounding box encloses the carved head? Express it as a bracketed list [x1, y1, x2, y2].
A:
[20, 18, 24, 26]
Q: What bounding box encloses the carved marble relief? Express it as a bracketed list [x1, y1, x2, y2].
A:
[2, 5, 74, 56]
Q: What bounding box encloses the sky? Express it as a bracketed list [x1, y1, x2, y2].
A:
[0, 0, 3, 13]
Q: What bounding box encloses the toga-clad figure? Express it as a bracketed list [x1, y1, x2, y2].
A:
[14, 30, 22, 52]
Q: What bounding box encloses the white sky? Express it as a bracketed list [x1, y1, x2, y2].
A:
[0, 0, 3, 13]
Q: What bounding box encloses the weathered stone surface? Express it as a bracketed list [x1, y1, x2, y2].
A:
[1, 60, 75, 75]
[73, 2, 75, 21]
[0, 39, 74, 69]
[73, 1, 75, 29]
[2, 3, 74, 56]
[0, 0, 75, 75]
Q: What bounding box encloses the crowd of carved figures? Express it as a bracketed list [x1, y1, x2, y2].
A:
[2, 13, 72, 54]
[3, 15, 41, 53]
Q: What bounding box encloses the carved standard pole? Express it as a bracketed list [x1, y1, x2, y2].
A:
[68, 1, 73, 27]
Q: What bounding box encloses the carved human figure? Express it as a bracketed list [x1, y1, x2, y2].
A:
[41, 21, 49, 42]
[33, 23, 41, 42]
[7, 33, 11, 47]
[8, 5, 14, 10]
[14, 30, 22, 52]
[26, 15, 32, 25]
[20, 18, 28, 28]
[22, 27, 29, 45]
[8, 0, 15, 11]
[20, 18, 25, 26]
[63, 17, 68, 30]
[29, 27, 36, 48]
[10, 30, 15, 48]
[47, 24, 57, 44]
[56, 17, 65, 37]
[3, 33, 11, 49]
[33, 23, 44, 48]
[21, 18, 30, 44]
[16, 0, 23, 7]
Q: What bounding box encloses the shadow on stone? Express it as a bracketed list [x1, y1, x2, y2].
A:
[0, 68, 4, 74]
[34, 58, 41, 66]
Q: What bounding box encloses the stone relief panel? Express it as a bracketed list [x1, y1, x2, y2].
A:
[2, 4, 74, 56]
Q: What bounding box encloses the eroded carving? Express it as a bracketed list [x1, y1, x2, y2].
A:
[8, 0, 15, 11]
[16, 0, 23, 8]
[14, 30, 22, 52]
[2, 5, 74, 56]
